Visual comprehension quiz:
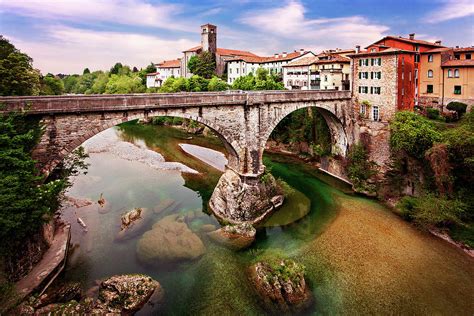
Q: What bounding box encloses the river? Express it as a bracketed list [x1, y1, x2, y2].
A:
[61, 121, 474, 315]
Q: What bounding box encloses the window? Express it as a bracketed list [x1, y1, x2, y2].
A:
[454, 85, 461, 95]
[359, 59, 362, 66]
[371, 58, 374, 66]
[360, 103, 367, 116]
[378, 58, 382, 66]
[372, 106, 379, 121]
[454, 54, 460, 60]
[454, 69, 459, 78]
[229, 69, 232, 74]
[427, 85, 433, 93]
[466, 54, 472, 60]
[415, 54, 420, 63]
[370, 86, 374, 94]
[448, 69, 452, 78]
[402, 88, 404, 96]
[428, 54, 433, 62]
[236, 68, 239, 74]
[428, 70, 433, 78]
[365, 59, 369, 66]
[324, 75, 328, 82]
[402, 72, 404, 80]
[371, 48, 376, 52]
[375, 87, 381, 94]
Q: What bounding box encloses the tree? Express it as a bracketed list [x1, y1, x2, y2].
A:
[105, 74, 145, 94]
[40, 73, 64, 95]
[62, 75, 79, 93]
[390, 111, 441, 159]
[187, 52, 216, 79]
[132, 66, 139, 73]
[207, 76, 228, 91]
[446, 101, 467, 119]
[110, 62, 123, 75]
[83, 68, 90, 75]
[90, 72, 109, 94]
[0, 35, 40, 96]
[188, 75, 208, 92]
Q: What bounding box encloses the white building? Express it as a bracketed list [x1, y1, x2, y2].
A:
[226, 50, 316, 85]
[283, 50, 353, 90]
[146, 59, 181, 88]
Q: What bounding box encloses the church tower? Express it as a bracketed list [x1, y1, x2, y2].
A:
[201, 24, 217, 55]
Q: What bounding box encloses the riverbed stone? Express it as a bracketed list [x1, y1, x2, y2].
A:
[115, 208, 150, 242]
[93, 274, 163, 315]
[33, 282, 82, 309]
[249, 259, 312, 314]
[209, 169, 283, 225]
[136, 215, 205, 264]
[208, 223, 256, 250]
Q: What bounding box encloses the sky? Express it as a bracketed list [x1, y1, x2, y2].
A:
[1, 0, 473, 74]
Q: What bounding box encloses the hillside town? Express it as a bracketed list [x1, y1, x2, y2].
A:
[147, 24, 473, 123]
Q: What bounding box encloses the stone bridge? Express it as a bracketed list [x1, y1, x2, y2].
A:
[0, 90, 355, 223]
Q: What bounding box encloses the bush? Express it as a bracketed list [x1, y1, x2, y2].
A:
[390, 111, 442, 159]
[346, 143, 377, 192]
[397, 194, 467, 228]
[426, 107, 442, 120]
[446, 101, 467, 118]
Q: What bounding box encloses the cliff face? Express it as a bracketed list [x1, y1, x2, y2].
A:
[4, 220, 55, 282]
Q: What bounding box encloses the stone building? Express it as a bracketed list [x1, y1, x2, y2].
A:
[419, 47, 474, 109]
[146, 59, 181, 88]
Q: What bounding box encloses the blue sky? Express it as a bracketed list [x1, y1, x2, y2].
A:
[1, 0, 473, 74]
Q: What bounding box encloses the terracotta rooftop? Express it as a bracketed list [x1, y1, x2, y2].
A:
[157, 59, 181, 68]
[366, 35, 444, 49]
[348, 47, 416, 57]
[442, 59, 474, 67]
[146, 72, 160, 76]
[422, 47, 452, 54]
[284, 56, 319, 67]
[183, 45, 257, 57]
[284, 53, 350, 67]
[453, 47, 474, 53]
[227, 51, 312, 64]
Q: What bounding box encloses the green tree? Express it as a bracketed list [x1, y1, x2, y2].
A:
[90, 71, 109, 94]
[346, 143, 377, 192]
[188, 75, 209, 92]
[83, 68, 90, 75]
[110, 62, 123, 75]
[171, 77, 189, 92]
[188, 52, 216, 79]
[0, 36, 40, 96]
[207, 76, 228, 91]
[40, 73, 64, 95]
[105, 74, 145, 94]
[62, 75, 79, 93]
[390, 111, 442, 159]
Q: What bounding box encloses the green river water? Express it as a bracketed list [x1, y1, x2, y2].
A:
[61, 121, 474, 315]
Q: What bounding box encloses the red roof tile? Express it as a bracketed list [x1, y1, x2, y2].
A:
[226, 51, 313, 64]
[183, 45, 257, 57]
[157, 59, 181, 68]
[348, 48, 416, 57]
[442, 59, 474, 67]
[366, 35, 444, 49]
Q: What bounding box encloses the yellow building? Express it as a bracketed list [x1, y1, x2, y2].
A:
[419, 47, 474, 109]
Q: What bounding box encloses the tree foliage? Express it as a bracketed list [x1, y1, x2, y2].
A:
[446, 101, 467, 118]
[40, 73, 64, 95]
[346, 143, 377, 192]
[187, 52, 216, 79]
[0, 36, 41, 96]
[390, 111, 441, 159]
[159, 75, 228, 93]
[232, 69, 284, 91]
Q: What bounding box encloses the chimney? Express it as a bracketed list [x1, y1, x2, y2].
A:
[435, 40, 442, 45]
[201, 24, 217, 55]
[274, 53, 279, 58]
[409, 33, 415, 40]
[300, 48, 305, 55]
[282, 52, 287, 57]
[356, 45, 361, 53]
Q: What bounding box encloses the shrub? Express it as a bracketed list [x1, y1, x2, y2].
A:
[426, 107, 442, 120]
[446, 101, 467, 118]
[390, 111, 442, 159]
[346, 143, 377, 192]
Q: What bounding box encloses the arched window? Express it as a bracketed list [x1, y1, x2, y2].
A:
[454, 69, 460, 78]
[448, 69, 453, 78]
[427, 70, 433, 78]
[287, 80, 292, 86]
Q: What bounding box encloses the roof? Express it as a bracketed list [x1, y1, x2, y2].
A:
[182, 45, 257, 57]
[421, 47, 451, 54]
[442, 59, 474, 67]
[366, 35, 444, 49]
[453, 47, 474, 53]
[157, 59, 181, 68]
[348, 48, 416, 57]
[285, 56, 319, 67]
[146, 72, 159, 76]
[226, 51, 313, 64]
[284, 53, 350, 67]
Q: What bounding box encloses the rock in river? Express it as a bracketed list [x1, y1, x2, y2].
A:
[115, 208, 150, 242]
[249, 259, 312, 314]
[136, 215, 205, 264]
[208, 223, 256, 250]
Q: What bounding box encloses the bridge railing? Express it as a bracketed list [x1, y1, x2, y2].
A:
[0, 90, 351, 114]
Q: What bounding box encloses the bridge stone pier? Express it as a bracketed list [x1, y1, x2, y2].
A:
[0, 90, 354, 224]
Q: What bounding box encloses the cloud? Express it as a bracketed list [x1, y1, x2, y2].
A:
[0, 0, 193, 31]
[237, 0, 389, 51]
[424, 0, 474, 22]
[7, 26, 196, 74]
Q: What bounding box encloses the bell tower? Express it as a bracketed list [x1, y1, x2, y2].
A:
[201, 24, 217, 55]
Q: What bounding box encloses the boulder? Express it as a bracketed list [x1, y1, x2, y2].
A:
[93, 274, 163, 315]
[208, 223, 256, 250]
[249, 259, 312, 314]
[136, 215, 205, 264]
[115, 208, 150, 242]
[33, 282, 82, 309]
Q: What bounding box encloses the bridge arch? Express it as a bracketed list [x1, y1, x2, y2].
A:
[39, 111, 241, 176]
[261, 102, 349, 159]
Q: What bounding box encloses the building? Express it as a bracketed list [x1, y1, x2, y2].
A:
[181, 24, 258, 78]
[419, 47, 474, 109]
[283, 50, 352, 90]
[146, 59, 181, 88]
[349, 34, 444, 122]
[226, 50, 315, 85]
